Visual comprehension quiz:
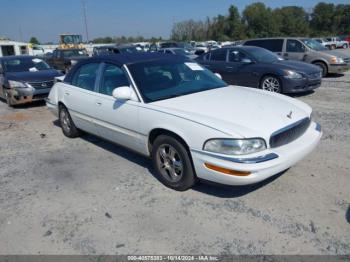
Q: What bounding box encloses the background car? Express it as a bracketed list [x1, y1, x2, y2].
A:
[46, 53, 321, 191]
[326, 37, 349, 49]
[196, 46, 322, 94]
[158, 48, 197, 59]
[92, 44, 142, 56]
[313, 38, 336, 50]
[0, 55, 62, 106]
[44, 48, 89, 73]
[243, 37, 350, 76]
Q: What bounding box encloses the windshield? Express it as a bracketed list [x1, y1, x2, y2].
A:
[301, 39, 328, 51]
[128, 60, 227, 103]
[3, 57, 51, 72]
[62, 49, 88, 57]
[248, 48, 281, 63]
[119, 46, 140, 53]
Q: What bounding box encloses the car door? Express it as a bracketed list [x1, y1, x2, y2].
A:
[200, 48, 228, 76]
[283, 39, 307, 61]
[62, 62, 102, 135]
[225, 49, 257, 87]
[93, 63, 142, 151]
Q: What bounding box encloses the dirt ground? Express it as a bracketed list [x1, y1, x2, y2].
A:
[0, 51, 349, 255]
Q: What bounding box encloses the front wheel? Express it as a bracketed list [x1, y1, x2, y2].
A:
[152, 135, 196, 191]
[313, 62, 328, 77]
[59, 105, 81, 138]
[4, 90, 13, 107]
[343, 44, 348, 49]
[260, 75, 282, 93]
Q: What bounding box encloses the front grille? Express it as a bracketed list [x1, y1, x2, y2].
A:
[33, 93, 49, 100]
[28, 80, 54, 89]
[269, 118, 311, 148]
[344, 58, 350, 63]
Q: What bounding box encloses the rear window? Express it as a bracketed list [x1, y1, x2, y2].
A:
[244, 39, 284, 52]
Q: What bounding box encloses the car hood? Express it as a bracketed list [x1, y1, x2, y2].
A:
[150, 86, 312, 140]
[6, 69, 62, 82]
[321, 49, 350, 59]
[272, 60, 320, 74]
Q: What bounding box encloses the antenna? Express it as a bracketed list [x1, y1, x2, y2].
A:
[82, 0, 89, 43]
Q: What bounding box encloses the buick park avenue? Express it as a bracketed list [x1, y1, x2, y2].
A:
[46, 53, 322, 191]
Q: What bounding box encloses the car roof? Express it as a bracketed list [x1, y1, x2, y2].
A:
[82, 53, 188, 66]
[0, 55, 36, 61]
[244, 37, 311, 41]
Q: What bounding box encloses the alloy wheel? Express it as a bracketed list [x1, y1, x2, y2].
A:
[262, 77, 281, 93]
[156, 144, 183, 183]
[60, 109, 71, 134]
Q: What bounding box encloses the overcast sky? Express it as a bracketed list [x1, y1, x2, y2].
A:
[0, 0, 348, 43]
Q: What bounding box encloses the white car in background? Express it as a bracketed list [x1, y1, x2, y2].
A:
[46, 53, 322, 191]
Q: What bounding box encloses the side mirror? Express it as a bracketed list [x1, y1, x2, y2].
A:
[241, 58, 253, 64]
[214, 73, 222, 79]
[112, 86, 137, 101]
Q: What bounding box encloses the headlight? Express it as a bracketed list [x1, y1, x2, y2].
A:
[330, 57, 344, 64]
[203, 138, 266, 155]
[284, 70, 303, 79]
[8, 80, 29, 88]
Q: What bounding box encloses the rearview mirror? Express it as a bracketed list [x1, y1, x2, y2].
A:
[214, 73, 222, 79]
[112, 86, 137, 101]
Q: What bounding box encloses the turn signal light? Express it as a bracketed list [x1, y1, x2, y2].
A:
[204, 163, 251, 176]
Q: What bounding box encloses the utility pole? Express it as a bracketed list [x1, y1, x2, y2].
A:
[82, 0, 89, 43]
[19, 26, 23, 42]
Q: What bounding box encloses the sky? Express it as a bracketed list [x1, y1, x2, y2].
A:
[0, 0, 349, 43]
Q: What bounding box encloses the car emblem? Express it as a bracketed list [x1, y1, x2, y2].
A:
[287, 111, 293, 119]
[41, 83, 47, 87]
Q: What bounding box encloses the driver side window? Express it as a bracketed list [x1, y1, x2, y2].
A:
[99, 64, 129, 96]
[286, 40, 305, 53]
[229, 50, 248, 62]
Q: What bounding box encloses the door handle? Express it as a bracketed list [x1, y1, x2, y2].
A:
[226, 66, 234, 69]
[64, 92, 70, 96]
[95, 101, 102, 106]
[284, 53, 289, 56]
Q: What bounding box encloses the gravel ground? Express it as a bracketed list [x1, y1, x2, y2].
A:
[0, 50, 349, 255]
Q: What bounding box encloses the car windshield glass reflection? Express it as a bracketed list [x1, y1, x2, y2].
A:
[129, 60, 227, 103]
[301, 39, 328, 51]
[4, 58, 51, 72]
[62, 49, 87, 57]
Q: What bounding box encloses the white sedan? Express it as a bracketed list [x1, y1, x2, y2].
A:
[46, 53, 322, 191]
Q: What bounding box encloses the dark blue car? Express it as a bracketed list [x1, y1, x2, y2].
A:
[0, 55, 62, 106]
[195, 46, 322, 94]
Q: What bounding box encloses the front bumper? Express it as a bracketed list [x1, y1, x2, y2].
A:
[7, 87, 51, 105]
[45, 99, 58, 117]
[281, 76, 321, 93]
[190, 122, 322, 186]
[328, 63, 350, 74]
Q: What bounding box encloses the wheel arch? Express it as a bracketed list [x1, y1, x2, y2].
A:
[148, 128, 190, 154]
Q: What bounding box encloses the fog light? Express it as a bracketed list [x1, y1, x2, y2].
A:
[204, 163, 251, 176]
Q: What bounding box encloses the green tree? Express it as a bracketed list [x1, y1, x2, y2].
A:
[226, 5, 246, 40]
[310, 2, 335, 35]
[243, 3, 279, 38]
[29, 37, 40, 45]
[274, 6, 310, 36]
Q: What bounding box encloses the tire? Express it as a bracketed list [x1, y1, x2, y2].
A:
[259, 75, 282, 93]
[343, 44, 348, 49]
[4, 90, 13, 107]
[331, 45, 336, 50]
[59, 105, 81, 138]
[151, 135, 196, 191]
[313, 62, 328, 77]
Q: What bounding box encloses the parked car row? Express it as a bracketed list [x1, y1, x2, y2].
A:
[242, 37, 350, 76]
